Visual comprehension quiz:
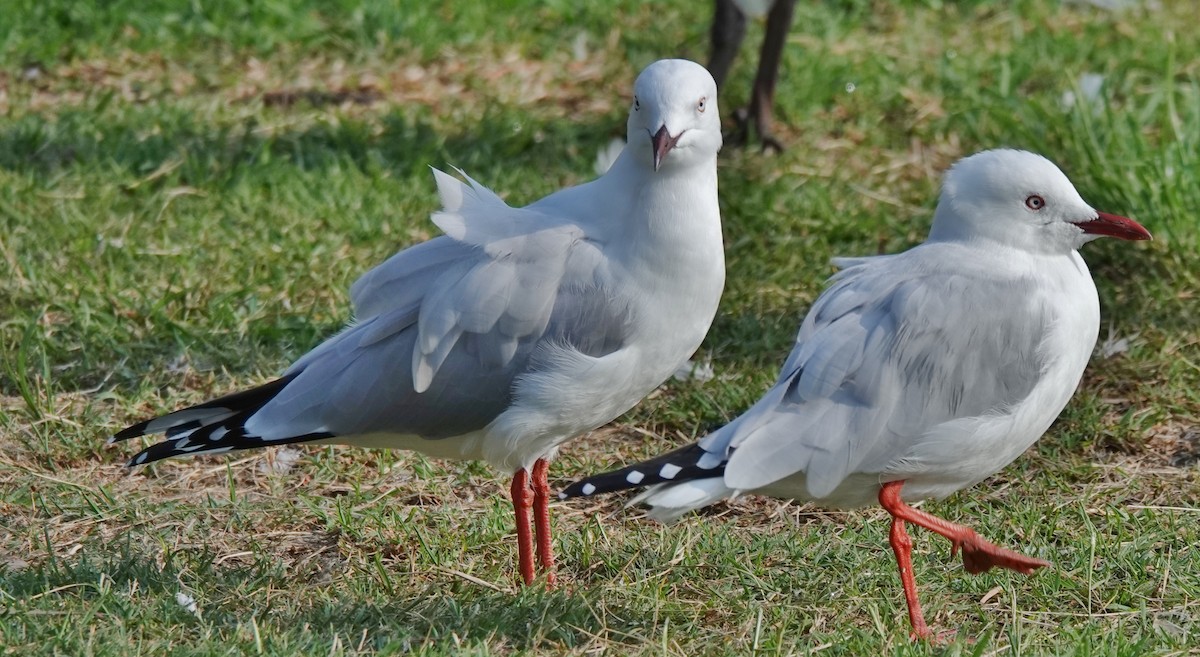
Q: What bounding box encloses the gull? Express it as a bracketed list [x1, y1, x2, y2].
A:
[110, 59, 726, 588]
[562, 149, 1151, 636]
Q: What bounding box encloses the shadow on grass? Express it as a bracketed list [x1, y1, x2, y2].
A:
[3, 544, 671, 652]
[0, 101, 609, 189]
[704, 309, 797, 371]
[286, 588, 658, 652]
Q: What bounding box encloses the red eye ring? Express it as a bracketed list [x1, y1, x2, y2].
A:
[1025, 195, 1046, 210]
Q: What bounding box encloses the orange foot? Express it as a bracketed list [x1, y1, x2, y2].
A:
[953, 532, 1050, 575]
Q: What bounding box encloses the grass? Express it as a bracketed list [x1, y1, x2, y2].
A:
[2, 0, 1199, 654]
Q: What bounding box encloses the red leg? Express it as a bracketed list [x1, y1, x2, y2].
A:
[878, 481, 1050, 576]
[531, 458, 557, 588]
[510, 468, 535, 587]
[887, 514, 933, 640]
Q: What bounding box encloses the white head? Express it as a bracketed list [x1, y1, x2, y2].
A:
[625, 59, 722, 172]
[928, 149, 1150, 253]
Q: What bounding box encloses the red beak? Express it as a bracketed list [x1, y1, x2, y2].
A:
[651, 125, 681, 171]
[1075, 211, 1152, 241]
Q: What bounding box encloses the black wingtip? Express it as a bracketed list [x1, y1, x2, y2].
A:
[123, 417, 335, 469]
[559, 443, 726, 500]
[109, 374, 343, 467]
[108, 375, 299, 445]
[110, 419, 154, 443]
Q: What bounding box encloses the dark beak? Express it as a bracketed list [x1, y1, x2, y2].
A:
[651, 125, 681, 171]
[1075, 211, 1152, 241]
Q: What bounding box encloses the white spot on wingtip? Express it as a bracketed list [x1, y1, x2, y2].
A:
[105, 435, 118, 446]
[697, 451, 723, 469]
[581, 483, 596, 496]
[413, 358, 434, 393]
[134, 452, 149, 465]
[659, 463, 682, 479]
[172, 427, 199, 442]
[209, 426, 229, 441]
[625, 470, 645, 484]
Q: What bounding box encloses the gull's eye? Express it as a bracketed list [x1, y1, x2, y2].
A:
[1025, 195, 1045, 211]
[634, 96, 640, 111]
[697, 96, 707, 113]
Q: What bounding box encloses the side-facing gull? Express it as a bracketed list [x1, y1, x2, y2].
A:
[110, 59, 726, 588]
[562, 149, 1151, 636]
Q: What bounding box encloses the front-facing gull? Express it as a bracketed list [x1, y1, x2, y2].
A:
[562, 149, 1151, 637]
[110, 58, 726, 588]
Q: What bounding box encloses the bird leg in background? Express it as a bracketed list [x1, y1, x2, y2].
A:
[711, 0, 797, 151]
[878, 481, 1051, 576]
[708, 0, 748, 90]
[510, 469, 536, 586]
[886, 513, 934, 639]
[742, 0, 796, 152]
[531, 458, 558, 587]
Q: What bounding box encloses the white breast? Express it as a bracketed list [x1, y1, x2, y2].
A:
[882, 250, 1100, 502]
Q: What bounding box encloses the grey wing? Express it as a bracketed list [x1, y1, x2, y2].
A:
[243, 169, 624, 442]
[720, 253, 1052, 497]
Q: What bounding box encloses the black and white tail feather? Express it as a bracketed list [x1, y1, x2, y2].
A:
[559, 442, 734, 521]
[109, 375, 333, 467]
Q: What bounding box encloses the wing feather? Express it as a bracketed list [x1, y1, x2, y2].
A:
[250, 168, 624, 440]
[723, 247, 1052, 498]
